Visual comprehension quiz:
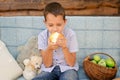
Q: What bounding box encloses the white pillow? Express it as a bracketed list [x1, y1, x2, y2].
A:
[0, 40, 23, 80]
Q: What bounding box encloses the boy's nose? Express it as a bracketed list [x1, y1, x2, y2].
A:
[53, 27, 58, 32]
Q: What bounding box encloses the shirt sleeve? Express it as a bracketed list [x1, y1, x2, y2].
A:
[38, 33, 47, 50]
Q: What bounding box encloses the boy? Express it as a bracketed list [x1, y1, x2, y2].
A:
[32, 2, 79, 80]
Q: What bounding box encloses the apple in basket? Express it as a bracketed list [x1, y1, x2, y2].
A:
[93, 54, 101, 62]
[91, 60, 97, 64]
[91, 54, 115, 68]
[106, 58, 115, 68]
[98, 59, 106, 67]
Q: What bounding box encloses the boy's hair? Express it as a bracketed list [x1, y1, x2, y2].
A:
[44, 2, 65, 21]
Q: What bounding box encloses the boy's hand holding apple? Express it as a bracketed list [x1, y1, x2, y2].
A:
[49, 32, 67, 50]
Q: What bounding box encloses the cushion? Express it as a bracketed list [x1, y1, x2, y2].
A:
[0, 40, 23, 80]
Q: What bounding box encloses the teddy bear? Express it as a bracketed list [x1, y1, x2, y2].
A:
[23, 55, 42, 80]
[17, 36, 40, 70]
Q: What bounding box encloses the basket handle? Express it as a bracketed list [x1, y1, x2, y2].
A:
[89, 52, 116, 64]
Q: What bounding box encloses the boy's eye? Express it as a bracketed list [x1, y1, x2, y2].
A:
[57, 24, 62, 26]
[49, 25, 53, 27]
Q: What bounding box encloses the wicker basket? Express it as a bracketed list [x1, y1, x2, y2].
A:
[83, 52, 118, 80]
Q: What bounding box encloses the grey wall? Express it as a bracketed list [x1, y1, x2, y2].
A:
[0, 16, 120, 78]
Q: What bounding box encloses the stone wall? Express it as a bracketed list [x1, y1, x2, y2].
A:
[0, 0, 120, 16]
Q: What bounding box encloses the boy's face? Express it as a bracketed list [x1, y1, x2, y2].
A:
[44, 13, 66, 34]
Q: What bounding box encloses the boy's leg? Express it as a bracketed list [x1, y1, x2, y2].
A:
[32, 71, 58, 80]
[59, 69, 79, 80]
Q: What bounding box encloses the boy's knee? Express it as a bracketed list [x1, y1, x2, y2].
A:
[60, 69, 79, 80]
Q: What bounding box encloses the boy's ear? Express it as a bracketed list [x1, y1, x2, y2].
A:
[64, 19, 67, 24]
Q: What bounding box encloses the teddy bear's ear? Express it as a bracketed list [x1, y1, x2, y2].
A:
[17, 46, 24, 52]
[25, 36, 38, 48]
[23, 59, 30, 66]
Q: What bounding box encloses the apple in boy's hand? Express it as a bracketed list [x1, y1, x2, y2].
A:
[93, 55, 101, 62]
[49, 32, 63, 43]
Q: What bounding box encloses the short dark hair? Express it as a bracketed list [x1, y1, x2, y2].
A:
[44, 2, 65, 21]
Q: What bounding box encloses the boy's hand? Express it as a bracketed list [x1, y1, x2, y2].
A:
[47, 39, 59, 50]
[56, 35, 67, 48]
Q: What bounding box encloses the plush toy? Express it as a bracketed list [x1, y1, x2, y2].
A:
[17, 36, 40, 69]
[23, 55, 42, 80]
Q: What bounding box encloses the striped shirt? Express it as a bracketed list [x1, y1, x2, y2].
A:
[38, 27, 79, 72]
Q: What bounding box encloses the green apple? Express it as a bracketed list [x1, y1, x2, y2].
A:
[106, 58, 115, 67]
[98, 59, 106, 67]
[91, 60, 97, 64]
[93, 54, 101, 62]
[108, 66, 113, 69]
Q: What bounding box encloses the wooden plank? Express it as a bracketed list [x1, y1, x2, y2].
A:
[10, 2, 45, 10]
[66, 7, 118, 16]
[0, 11, 29, 16]
[0, 0, 119, 16]
[0, 7, 118, 16]
[0, 1, 118, 11]
[0, 2, 10, 11]
[29, 11, 43, 16]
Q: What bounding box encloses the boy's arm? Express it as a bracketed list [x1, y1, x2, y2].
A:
[62, 47, 76, 67]
[40, 40, 58, 68]
[57, 35, 77, 67]
[40, 48, 53, 68]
